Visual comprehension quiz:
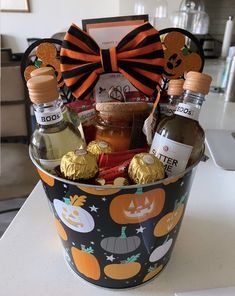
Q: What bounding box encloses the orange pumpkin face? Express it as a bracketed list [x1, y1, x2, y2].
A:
[154, 203, 184, 237]
[110, 188, 165, 224]
[78, 185, 120, 196]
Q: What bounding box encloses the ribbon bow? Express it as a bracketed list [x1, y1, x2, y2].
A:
[60, 22, 164, 100]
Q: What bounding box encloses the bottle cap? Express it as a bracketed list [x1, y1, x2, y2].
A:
[27, 75, 59, 104]
[30, 67, 55, 78]
[183, 71, 212, 95]
[167, 79, 184, 96]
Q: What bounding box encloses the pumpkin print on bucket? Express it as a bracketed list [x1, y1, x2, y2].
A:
[149, 236, 173, 262]
[109, 188, 165, 224]
[104, 254, 141, 280]
[100, 226, 141, 254]
[78, 185, 120, 196]
[71, 245, 101, 280]
[154, 194, 186, 237]
[142, 264, 163, 282]
[53, 195, 95, 233]
[37, 168, 54, 187]
[54, 218, 68, 241]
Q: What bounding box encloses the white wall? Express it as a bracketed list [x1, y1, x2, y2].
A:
[1, 0, 181, 53]
[119, 0, 181, 30]
[1, 0, 120, 53]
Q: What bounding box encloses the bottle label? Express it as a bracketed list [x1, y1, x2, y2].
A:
[175, 103, 200, 121]
[38, 158, 61, 171]
[160, 103, 175, 116]
[34, 107, 63, 125]
[150, 134, 193, 176]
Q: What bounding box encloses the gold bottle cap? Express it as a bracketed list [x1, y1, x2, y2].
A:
[60, 149, 98, 180]
[30, 67, 55, 77]
[27, 75, 59, 104]
[167, 79, 184, 96]
[87, 140, 112, 159]
[183, 71, 212, 95]
[128, 153, 165, 184]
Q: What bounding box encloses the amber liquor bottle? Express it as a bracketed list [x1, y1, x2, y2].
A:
[150, 71, 212, 176]
[159, 79, 184, 118]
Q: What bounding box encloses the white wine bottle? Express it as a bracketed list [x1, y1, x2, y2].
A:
[150, 71, 212, 176]
[27, 75, 86, 173]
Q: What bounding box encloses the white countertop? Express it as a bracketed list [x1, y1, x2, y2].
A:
[1, 90, 235, 296]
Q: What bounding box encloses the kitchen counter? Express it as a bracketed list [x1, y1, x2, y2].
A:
[0, 91, 235, 296]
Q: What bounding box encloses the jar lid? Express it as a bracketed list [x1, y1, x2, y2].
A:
[167, 79, 184, 96]
[96, 102, 148, 113]
[27, 75, 58, 104]
[30, 67, 55, 78]
[183, 71, 212, 95]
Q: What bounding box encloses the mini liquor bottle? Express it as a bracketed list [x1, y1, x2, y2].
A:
[159, 79, 184, 118]
[30, 67, 85, 140]
[150, 71, 212, 176]
[27, 75, 86, 172]
[166, 79, 184, 116]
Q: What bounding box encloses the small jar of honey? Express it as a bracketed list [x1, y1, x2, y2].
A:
[95, 102, 147, 152]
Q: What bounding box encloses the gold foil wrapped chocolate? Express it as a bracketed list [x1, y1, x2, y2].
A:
[87, 140, 112, 159]
[60, 149, 98, 180]
[113, 177, 129, 186]
[128, 153, 165, 184]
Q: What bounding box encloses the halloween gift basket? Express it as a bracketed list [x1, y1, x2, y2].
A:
[21, 16, 211, 289]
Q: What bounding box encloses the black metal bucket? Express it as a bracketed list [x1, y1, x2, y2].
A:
[30, 147, 201, 289]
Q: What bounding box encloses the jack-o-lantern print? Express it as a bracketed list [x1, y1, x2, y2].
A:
[53, 195, 95, 233]
[109, 188, 165, 224]
[154, 194, 186, 237]
[161, 31, 203, 79]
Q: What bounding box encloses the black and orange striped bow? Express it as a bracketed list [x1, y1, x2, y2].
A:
[60, 22, 164, 100]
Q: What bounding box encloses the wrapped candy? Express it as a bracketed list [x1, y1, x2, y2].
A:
[87, 140, 112, 159]
[128, 153, 165, 184]
[60, 149, 98, 180]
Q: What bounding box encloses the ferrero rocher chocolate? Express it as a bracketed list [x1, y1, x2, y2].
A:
[87, 140, 112, 159]
[113, 177, 129, 186]
[60, 149, 98, 180]
[128, 153, 165, 184]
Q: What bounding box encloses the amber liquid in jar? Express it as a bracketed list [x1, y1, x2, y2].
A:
[95, 113, 132, 152]
[95, 102, 148, 152]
